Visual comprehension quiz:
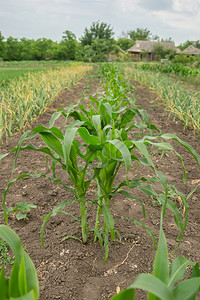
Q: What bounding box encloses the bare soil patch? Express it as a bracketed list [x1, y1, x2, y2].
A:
[0, 75, 200, 299]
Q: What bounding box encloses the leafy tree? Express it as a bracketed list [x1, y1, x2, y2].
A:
[32, 38, 55, 60]
[179, 40, 200, 50]
[58, 30, 77, 60]
[4, 37, 22, 61]
[79, 21, 115, 62]
[80, 21, 114, 46]
[153, 44, 176, 60]
[0, 31, 5, 59]
[128, 28, 152, 41]
[116, 38, 133, 51]
[19, 38, 35, 60]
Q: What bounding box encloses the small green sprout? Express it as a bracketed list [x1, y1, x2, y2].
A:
[6, 202, 37, 221]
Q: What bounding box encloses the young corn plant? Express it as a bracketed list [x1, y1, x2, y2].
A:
[0, 225, 39, 300]
[1, 62, 200, 263]
[1, 121, 97, 245]
[111, 208, 200, 300]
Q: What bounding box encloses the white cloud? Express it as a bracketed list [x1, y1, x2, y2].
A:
[173, 0, 200, 14]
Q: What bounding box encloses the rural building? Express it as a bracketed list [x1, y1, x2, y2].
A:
[182, 45, 200, 56]
[127, 40, 181, 60]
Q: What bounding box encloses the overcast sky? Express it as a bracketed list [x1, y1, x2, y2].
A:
[0, 0, 199, 45]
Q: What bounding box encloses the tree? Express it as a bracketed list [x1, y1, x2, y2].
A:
[0, 31, 5, 59]
[20, 38, 35, 60]
[116, 38, 133, 51]
[153, 45, 176, 60]
[178, 40, 200, 50]
[58, 30, 77, 60]
[32, 38, 54, 60]
[4, 37, 22, 61]
[79, 21, 115, 62]
[128, 28, 152, 41]
[80, 21, 114, 46]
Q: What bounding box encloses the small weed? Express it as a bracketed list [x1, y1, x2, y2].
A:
[6, 202, 37, 221]
[0, 239, 14, 267]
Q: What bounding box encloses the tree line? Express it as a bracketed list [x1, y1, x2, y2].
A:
[0, 21, 199, 62]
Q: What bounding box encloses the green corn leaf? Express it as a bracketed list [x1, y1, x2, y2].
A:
[92, 115, 101, 136]
[9, 261, 20, 297]
[11, 130, 32, 173]
[0, 225, 23, 266]
[191, 263, 200, 278]
[10, 289, 37, 300]
[48, 127, 64, 140]
[111, 288, 135, 299]
[78, 127, 101, 145]
[63, 126, 79, 165]
[130, 274, 175, 300]
[39, 132, 64, 159]
[0, 268, 9, 300]
[49, 111, 63, 128]
[0, 226, 39, 299]
[157, 196, 183, 231]
[40, 212, 53, 247]
[79, 103, 90, 117]
[18, 254, 27, 295]
[103, 206, 115, 241]
[107, 139, 131, 173]
[120, 108, 136, 128]
[152, 228, 169, 287]
[161, 133, 200, 166]
[168, 256, 196, 290]
[174, 278, 200, 300]
[133, 140, 155, 169]
[61, 235, 82, 243]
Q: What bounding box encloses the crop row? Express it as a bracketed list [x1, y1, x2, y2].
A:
[0, 64, 92, 140]
[0, 63, 200, 299]
[139, 62, 200, 78]
[128, 65, 200, 133]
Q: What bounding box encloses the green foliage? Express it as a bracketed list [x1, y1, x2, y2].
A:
[116, 38, 133, 51]
[111, 221, 200, 300]
[1, 63, 200, 264]
[80, 21, 114, 46]
[131, 64, 200, 132]
[78, 21, 115, 62]
[128, 28, 152, 41]
[6, 202, 37, 221]
[0, 239, 14, 267]
[178, 40, 200, 51]
[153, 45, 176, 60]
[0, 225, 39, 299]
[59, 30, 77, 60]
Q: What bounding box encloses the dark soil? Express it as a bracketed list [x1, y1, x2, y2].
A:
[0, 74, 200, 300]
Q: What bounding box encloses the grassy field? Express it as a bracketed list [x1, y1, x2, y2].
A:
[0, 60, 82, 83]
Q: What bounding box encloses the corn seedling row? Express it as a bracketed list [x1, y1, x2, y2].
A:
[0, 65, 92, 140]
[1, 63, 200, 263]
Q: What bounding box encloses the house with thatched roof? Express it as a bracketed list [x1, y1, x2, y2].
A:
[127, 40, 181, 60]
[182, 45, 200, 55]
